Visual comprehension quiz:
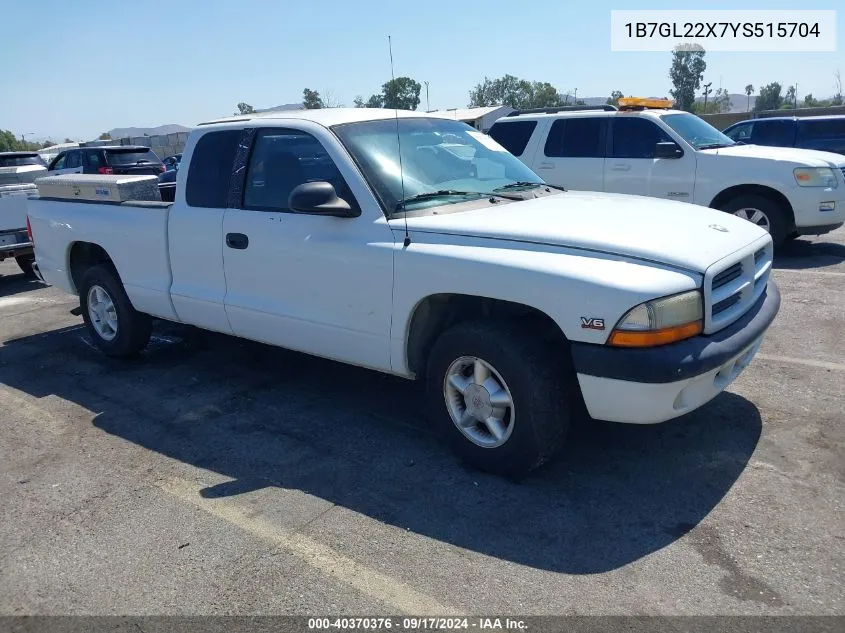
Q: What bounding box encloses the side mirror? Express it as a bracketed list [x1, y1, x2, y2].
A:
[288, 181, 359, 217]
[654, 141, 683, 159]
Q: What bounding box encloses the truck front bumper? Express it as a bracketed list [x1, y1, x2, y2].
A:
[790, 187, 845, 232]
[570, 280, 781, 424]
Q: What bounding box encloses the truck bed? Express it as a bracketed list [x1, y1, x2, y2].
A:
[26, 196, 179, 321]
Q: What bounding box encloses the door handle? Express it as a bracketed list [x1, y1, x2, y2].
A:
[226, 233, 249, 249]
[536, 162, 554, 169]
[611, 164, 631, 171]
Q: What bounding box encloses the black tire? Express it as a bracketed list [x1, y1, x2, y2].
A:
[719, 194, 791, 249]
[79, 264, 152, 357]
[15, 255, 37, 279]
[425, 320, 572, 477]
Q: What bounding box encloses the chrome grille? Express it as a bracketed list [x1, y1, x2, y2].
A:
[704, 241, 773, 334]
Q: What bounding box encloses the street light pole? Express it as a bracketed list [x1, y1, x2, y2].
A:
[424, 81, 430, 111]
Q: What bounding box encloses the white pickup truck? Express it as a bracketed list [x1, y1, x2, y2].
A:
[27, 108, 781, 476]
[488, 104, 845, 248]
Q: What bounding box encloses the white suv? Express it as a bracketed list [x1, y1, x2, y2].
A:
[488, 105, 845, 248]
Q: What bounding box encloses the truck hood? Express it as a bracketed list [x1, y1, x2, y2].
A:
[398, 191, 770, 273]
[701, 143, 845, 167]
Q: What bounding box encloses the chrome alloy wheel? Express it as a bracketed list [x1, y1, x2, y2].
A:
[87, 284, 118, 341]
[732, 207, 771, 233]
[443, 355, 515, 448]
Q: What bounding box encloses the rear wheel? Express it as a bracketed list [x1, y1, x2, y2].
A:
[79, 265, 152, 357]
[425, 320, 571, 477]
[15, 255, 36, 279]
[719, 194, 790, 248]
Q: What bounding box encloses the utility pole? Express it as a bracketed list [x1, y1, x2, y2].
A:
[424, 81, 430, 112]
[703, 82, 712, 112]
[795, 82, 799, 108]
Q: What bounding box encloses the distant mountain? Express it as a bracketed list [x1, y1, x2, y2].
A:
[694, 93, 756, 113]
[255, 103, 303, 113]
[107, 124, 191, 139]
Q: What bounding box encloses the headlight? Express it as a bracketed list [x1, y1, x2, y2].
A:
[608, 290, 703, 347]
[794, 167, 838, 188]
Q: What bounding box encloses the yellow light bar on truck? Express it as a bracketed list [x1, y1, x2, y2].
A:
[617, 97, 675, 109]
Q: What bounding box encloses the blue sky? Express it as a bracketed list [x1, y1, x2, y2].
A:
[1, 0, 842, 140]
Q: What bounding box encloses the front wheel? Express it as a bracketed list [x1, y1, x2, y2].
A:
[425, 321, 571, 477]
[79, 264, 152, 357]
[719, 194, 790, 248]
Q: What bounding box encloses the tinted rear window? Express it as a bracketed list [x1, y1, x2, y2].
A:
[544, 118, 606, 158]
[0, 154, 46, 167]
[105, 149, 161, 165]
[797, 118, 845, 139]
[487, 121, 537, 156]
[750, 120, 794, 146]
[186, 130, 241, 208]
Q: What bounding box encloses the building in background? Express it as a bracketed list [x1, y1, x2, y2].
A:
[426, 106, 516, 132]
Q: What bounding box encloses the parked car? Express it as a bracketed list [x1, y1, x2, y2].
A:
[162, 153, 182, 171]
[0, 152, 46, 277]
[722, 115, 845, 156]
[0, 151, 47, 168]
[488, 100, 845, 248]
[47, 145, 165, 177]
[27, 108, 780, 476]
[157, 164, 178, 202]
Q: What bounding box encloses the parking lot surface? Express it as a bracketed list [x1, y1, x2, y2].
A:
[0, 229, 843, 616]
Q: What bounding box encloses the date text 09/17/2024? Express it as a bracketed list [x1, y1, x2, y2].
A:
[307, 618, 528, 631]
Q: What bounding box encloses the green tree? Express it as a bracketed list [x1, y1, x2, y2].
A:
[468, 74, 567, 109]
[693, 87, 731, 114]
[236, 102, 256, 115]
[41, 140, 56, 148]
[365, 94, 384, 108]
[302, 88, 324, 109]
[98, 132, 112, 140]
[754, 82, 783, 112]
[669, 49, 706, 112]
[606, 90, 624, 106]
[381, 77, 421, 110]
[744, 84, 754, 112]
[64, 138, 74, 143]
[784, 85, 797, 109]
[353, 95, 365, 108]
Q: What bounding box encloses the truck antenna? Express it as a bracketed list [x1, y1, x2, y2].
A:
[389, 35, 411, 247]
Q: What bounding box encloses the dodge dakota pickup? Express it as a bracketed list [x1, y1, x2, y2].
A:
[26, 108, 781, 476]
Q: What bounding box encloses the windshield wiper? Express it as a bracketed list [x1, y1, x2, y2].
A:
[697, 143, 733, 150]
[395, 189, 521, 211]
[495, 181, 567, 192]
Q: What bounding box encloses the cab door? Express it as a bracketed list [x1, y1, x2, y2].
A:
[605, 117, 696, 202]
[221, 124, 395, 372]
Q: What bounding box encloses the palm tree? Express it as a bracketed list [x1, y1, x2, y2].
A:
[745, 84, 754, 112]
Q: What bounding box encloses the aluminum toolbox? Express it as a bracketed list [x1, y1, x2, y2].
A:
[35, 174, 162, 202]
[0, 165, 48, 187]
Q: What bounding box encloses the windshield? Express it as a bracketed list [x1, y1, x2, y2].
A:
[105, 149, 162, 165]
[660, 113, 736, 150]
[331, 117, 542, 214]
[0, 153, 47, 167]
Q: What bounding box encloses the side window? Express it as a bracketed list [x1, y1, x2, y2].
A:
[242, 128, 355, 212]
[185, 129, 242, 208]
[50, 153, 67, 170]
[750, 120, 794, 146]
[544, 118, 606, 158]
[611, 118, 672, 159]
[487, 121, 537, 156]
[797, 119, 845, 141]
[65, 151, 81, 169]
[725, 122, 753, 142]
[88, 151, 102, 169]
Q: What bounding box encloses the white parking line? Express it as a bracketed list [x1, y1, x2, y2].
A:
[158, 476, 459, 615]
[756, 353, 845, 372]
